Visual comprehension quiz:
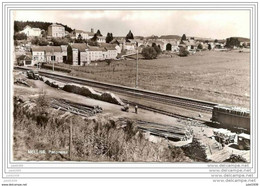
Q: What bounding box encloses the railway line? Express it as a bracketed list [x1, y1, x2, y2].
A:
[14, 66, 218, 114]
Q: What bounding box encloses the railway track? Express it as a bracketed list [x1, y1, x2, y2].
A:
[14, 66, 217, 113]
[123, 99, 208, 123]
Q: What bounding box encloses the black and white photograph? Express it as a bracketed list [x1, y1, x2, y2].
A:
[1, 1, 259, 185]
[12, 9, 251, 162]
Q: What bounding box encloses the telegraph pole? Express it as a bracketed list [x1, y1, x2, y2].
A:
[69, 118, 73, 160]
[52, 48, 54, 71]
[135, 49, 138, 88]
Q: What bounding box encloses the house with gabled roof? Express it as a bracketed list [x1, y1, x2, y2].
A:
[67, 43, 88, 65]
[17, 54, 32, 66]
[75, 29, 95, 40]
[48, 23, 65, 38]
[96, 36, 106, 43]
[179, 39, 198, 51]
[31, 46, 67, 65]
[20, 25, 42, 37]
[99, 43, 121, 55]
[67, 43, 118, 66]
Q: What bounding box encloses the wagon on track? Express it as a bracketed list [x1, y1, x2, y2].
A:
[211, 105, 250, 132]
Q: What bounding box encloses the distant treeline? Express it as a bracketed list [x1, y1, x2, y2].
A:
[14, 21, 73, 33]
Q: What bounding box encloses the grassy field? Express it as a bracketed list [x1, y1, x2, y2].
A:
[57, 50, 250, 108]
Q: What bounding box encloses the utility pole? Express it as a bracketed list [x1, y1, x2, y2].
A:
[69, 118, 73, 160]
[136, 49, 138, 88]
[52, 48, 54, 71]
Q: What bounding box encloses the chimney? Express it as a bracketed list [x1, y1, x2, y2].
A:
[91, 28, 94, 33]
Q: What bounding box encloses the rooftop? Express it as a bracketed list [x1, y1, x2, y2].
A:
[49, 23, 64, 28]
[87, 46, 107, 52]
[31, 46, 62, 53]
[71, 43, 88, 52]
[17, 55, 32, 60]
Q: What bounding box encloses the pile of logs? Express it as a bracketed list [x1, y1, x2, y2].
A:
[51, 99, 102, 117]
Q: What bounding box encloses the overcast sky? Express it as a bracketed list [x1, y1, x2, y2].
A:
[13, 10, 250, 39]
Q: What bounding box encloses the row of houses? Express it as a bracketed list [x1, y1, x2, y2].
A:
[16, 43, 119, 66]
[68, 43, 118, 66]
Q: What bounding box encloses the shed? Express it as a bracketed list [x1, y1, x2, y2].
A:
[17, 55, 32, 66]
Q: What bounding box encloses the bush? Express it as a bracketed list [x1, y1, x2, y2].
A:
[31, 37, 49, 46]
[142, 46, 158, 59]
[105, 59, 112, 65]
[35, 92, 50, 128]
[52, 38, 70, 46]
[14, 32, 27, 40]
[179, 48, 189, 57]
[153, 45, 162, 55]
[208, 44, 212, 50]
[197, 43, 203, 50]
[41, 64, 71, 73]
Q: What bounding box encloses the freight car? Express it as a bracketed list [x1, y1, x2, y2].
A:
[211, 105, 250, 132]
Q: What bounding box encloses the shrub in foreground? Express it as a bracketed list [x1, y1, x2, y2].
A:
[142, 46, 158, 59]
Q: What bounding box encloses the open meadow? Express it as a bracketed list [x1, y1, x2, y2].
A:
[56, 50, 250, 108]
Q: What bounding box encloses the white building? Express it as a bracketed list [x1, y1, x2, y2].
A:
[48, 23, 65, 38]
[68, 43, 117, 66]
[75, 30, 95, 40]
[31, 46, 67, 65]
[96, 36, 106, 43]
[20, 25, 41, 37]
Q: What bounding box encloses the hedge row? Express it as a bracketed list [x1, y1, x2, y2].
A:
[42, 64, 71, 73]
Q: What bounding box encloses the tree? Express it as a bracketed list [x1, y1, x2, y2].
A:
[31, 37, 49, 46]
[38, 38, 49, 46]
[91, 34, 98, 41]
[75, 34, 84, 43]
[126, 30, 134, 40]
[197, 43, 203, 50]
[214, 39, 218, 43]
[87, 39, 98, 46]
[181, 34, 186, 41]
[14, 20, 73, 33]
[141, 46, 158, 59]
[242, 42, 248, 48]
[153, 45, 162, 55]
[96, 29, 102, 36]
[77, 33, 83, 40]
[14, 40, 18, 46]
[14, 32, 27, 40]
[208, 44, 212, 50]
[14, 24, 19, 33]
[41, 30, 47, 38]
[179, 47, 189, 57]
[105, 59, 112, 65]
[52, 38, 69, 46]
[106, 32, 113, 43]
[225, 37, 240, 48]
